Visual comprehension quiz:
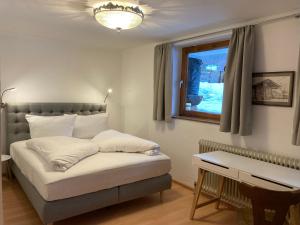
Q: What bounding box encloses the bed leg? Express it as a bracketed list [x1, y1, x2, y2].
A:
[160, 191, 164, 203]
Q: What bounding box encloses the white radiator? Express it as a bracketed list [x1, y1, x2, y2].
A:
[198, 139, 300, 207]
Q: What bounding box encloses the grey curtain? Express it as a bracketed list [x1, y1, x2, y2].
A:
[220, 25, 255, 136]
[292, 48, 300, 146]
[153, 43, 173, 122]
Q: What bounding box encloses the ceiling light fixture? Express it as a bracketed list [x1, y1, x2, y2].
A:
[93, 1, 144, 31]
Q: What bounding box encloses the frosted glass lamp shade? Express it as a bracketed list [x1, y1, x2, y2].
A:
[93, 2, 144, 31]
[95, 10, 143, 30]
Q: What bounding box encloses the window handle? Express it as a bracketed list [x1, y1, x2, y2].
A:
[180, 80, 184, 88]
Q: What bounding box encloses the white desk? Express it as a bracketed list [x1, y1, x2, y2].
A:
[190, 151, 300, 219]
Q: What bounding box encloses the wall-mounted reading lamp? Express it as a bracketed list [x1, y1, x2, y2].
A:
[104, 88, 113, 103]
[1, 87, 16, 108]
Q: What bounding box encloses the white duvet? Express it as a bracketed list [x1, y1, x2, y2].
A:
[92, 130, 160, 155]
[26, 136, 98, 171]
[11, 140, 171, 201]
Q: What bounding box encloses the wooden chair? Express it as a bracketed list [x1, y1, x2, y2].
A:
[239, 183, 300, 225]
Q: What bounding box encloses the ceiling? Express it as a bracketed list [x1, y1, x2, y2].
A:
[0, 0, 299, 50]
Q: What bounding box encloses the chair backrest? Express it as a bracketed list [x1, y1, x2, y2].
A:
[239, 183, 300, 225]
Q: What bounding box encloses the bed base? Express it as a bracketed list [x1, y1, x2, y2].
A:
[11, 163, 172, 225]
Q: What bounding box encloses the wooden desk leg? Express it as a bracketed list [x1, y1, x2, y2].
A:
[190, 169, 207, 220]
[215, 176, 225, 209]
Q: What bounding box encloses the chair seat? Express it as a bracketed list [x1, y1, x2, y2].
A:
[239, 183, 300, 225]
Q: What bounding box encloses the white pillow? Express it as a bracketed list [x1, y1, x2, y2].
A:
[72, 113, 108, 139]
[91, 129, 160, 153]
[25, 114, 76, 138]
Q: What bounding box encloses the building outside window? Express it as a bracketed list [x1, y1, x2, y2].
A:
[179, 40, 229, 123]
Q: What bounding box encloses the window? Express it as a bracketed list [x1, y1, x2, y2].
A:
[179, 40, 229, 123]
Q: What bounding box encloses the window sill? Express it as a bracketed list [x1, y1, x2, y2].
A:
[172, 115, 220, 125]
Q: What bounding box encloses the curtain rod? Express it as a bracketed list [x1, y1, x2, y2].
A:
[167, 9, 300, 45]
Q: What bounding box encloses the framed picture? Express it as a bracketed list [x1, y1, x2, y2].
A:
[252, 71, 295, 107]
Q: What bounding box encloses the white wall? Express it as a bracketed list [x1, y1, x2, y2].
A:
[0, 35, 122, 129]
[121, 18, 300, 187]
[0, 34, 124, 220]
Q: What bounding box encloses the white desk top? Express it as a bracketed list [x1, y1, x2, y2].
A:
[193, 151, 300, 189]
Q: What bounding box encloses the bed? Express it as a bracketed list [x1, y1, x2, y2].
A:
[5, 103, 172, 225]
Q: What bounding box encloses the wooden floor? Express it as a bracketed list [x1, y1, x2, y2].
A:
[3, 178, 239, 225]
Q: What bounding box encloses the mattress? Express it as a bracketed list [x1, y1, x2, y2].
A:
[10, 140, 171, 201]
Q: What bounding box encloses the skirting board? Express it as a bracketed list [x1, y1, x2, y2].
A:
[172, 179, 194, 191]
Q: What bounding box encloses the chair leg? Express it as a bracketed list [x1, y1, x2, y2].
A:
[160, 191, 164, 203]
[190, 169, 206, 220]
[252, 205, 266, 225]
[216, 176, 225, 209]
[272, 206, 290, 225]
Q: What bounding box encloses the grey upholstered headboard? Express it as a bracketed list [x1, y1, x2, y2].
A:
[5, 103, 106, 154]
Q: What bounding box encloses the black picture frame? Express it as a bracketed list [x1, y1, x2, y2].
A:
[252, 71, 295, 107]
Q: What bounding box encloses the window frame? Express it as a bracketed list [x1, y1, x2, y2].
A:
[179, 40, 230, 123]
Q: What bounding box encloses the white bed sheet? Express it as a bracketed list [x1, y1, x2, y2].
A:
[10, 140, 171, 201]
